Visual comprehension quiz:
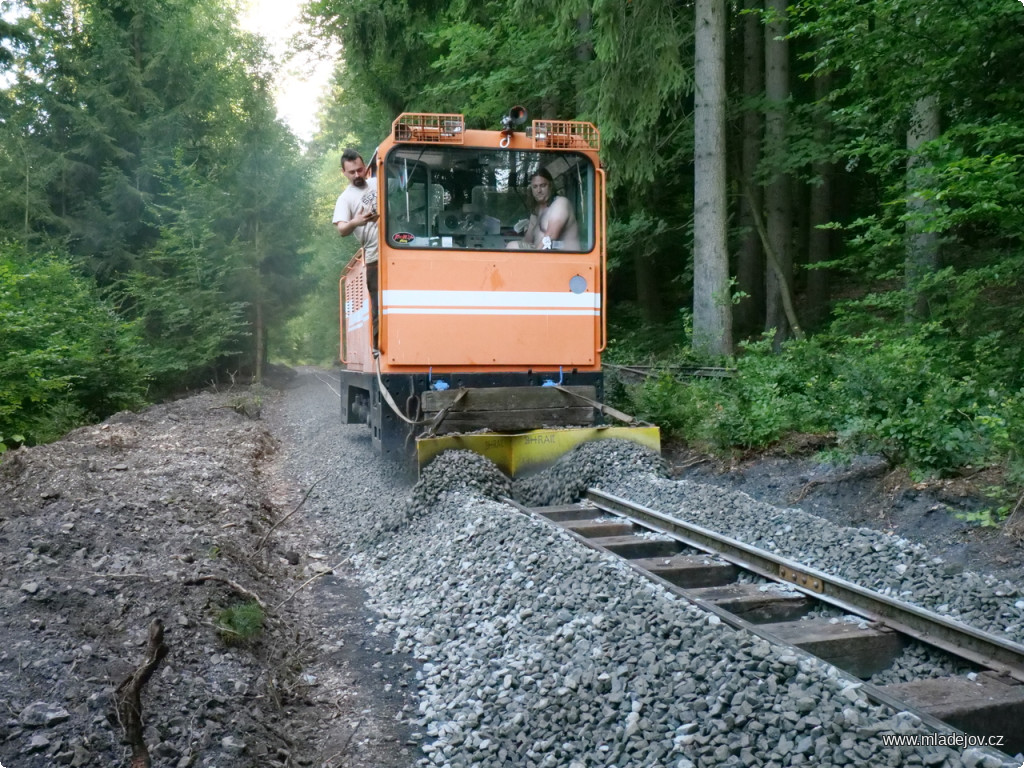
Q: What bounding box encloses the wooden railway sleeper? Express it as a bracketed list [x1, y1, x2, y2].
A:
[505, 495, 1022, 762]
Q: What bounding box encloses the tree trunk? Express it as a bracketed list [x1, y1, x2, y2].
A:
[905, 93, 940, 321]
[23, 141, 30, 237]
[253, 219, 265, 384]
[806, 60, 833, 330]
[635, 250, 665, 326]
[734, 0, 764, 339]
[254, 299, 264, 384]
[764, 0, 792, 347]
[575, 10, 593, 116]
[693, 0, 732, 356]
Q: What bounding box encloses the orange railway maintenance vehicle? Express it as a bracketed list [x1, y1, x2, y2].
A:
[338, 108, 659, 476]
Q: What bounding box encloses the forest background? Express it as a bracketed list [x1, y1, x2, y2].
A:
[2, 0, 1023, 522]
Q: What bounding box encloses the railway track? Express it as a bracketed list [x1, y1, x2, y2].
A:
[605, 363, 737, 381]
[505, 489, 1024, 760]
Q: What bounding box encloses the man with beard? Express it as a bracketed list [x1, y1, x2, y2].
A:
[334, 149, 380, 351]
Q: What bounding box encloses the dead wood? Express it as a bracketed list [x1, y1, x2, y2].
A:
[324, 716, 365, 767]
[273, 556, 350, 613]
[184, 574, 268, 611]
[114, 619, 169, 768]
[1005, 491, 1024, 543]
[254, 477, 323, 553]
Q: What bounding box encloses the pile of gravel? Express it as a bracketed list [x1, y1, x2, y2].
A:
[512, 439, 668, 507]
[267, 376, 1021, 767]
[600, 476, 1024, 647]
[349, 445, 1017, 768]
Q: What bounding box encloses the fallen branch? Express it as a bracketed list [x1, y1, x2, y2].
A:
[324, 717, 365, 767]
[254, 477, 323, 553]
[273, 556, 350, 614]
[184, 574, 267, 611]
[114, 619, 168, 768]
[737, 176, 805, 341]
[673, 456, 711, 472]
[1005, 490, 1024, 543]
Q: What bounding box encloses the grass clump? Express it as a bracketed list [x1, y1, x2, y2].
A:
[215, 601, 264, 646]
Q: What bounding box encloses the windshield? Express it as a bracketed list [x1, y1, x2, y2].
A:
[383, 147, 596, 252]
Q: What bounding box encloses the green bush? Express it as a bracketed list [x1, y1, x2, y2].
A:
[215, 601, 265, 646]
[0, 242, 149, 448]
[613, 327, 1024, 483]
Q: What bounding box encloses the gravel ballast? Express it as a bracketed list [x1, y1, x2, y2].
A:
[268, 372, 1024, 768]
[597, 476, 1024, 648]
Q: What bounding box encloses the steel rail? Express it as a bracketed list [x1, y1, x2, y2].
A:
[586, 488, 1024, 685]
[501, 494, 990, 752]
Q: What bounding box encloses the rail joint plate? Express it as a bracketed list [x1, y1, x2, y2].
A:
[779, 565, 824, 593]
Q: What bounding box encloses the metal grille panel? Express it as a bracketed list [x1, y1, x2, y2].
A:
[532, 121, 600, 150]
[346, 270, 365, 313]
[393, 113, 465, 144]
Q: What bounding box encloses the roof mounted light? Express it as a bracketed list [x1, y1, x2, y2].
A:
[501, 106, 528, 131]
[500, 106, 529, 147]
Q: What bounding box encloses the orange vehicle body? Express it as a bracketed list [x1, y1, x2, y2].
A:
[337, 112, 656, 471]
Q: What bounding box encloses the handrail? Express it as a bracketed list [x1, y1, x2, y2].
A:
[372, 153, 385, 357]
[597, 167, 608, 353]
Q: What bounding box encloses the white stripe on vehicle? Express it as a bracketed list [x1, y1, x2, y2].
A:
[382, 290, 600, 310]
[383, 308, 598, 316]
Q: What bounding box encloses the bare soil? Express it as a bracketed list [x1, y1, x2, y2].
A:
[0, 384, 418, 767]
[2, 377, 1022, 767]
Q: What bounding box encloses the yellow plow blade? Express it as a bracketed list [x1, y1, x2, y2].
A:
[416, 425, 661, 478]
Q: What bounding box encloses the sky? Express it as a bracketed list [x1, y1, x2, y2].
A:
[238, 0, 336, 144]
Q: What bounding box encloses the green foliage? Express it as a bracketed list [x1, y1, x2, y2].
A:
[0, 0, 313, 392]
[215, 601, 264, 646]
[0, 241, 148, 446]
[420, 1, 578, 125]
[606, 305, 694, 363]
[115, 160, 247, 388]
[272, 151, 362, 365]
[0, 433, 25, 455]
[625, 372, 710, 439]
[955, 507, 1004, 529]
[615, 328, 1024, 482]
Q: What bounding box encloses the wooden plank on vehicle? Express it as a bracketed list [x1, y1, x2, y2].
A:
[432, 407, 595, 432]
[422, 385, 597, 413]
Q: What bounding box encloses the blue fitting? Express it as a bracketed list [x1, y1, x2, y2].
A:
[541, 367, 565, 387]
[433, 380, 450, 391]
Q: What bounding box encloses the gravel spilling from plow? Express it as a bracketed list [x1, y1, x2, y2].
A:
[269, 372, 1024, 768]
[340, 446, 1018, 768]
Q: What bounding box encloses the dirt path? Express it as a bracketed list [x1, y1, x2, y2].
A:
[0, 384, 416, 767]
